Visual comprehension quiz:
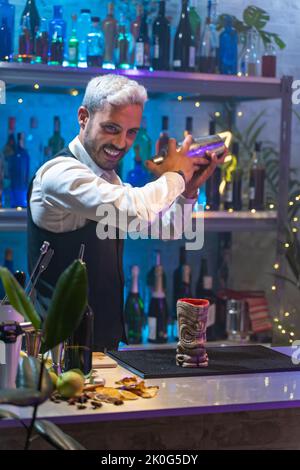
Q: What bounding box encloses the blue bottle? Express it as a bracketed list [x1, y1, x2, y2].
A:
[9, 132, 29, 208]
[126, 145, 149, 188]
[49, 5, 66, 59]
[0, 0, 15, 58]
[219, 15, 238, 75]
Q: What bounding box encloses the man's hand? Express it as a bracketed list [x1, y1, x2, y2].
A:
[182, 150, 227, 199]
[145, 135, 209, 184]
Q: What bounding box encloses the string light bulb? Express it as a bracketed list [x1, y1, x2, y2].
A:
[195, 101, 200, 107]
[284, 312, 290, 317]
[269, 203, 275, 209]
[177, 95, 183, 101]
[18, 98, 23, 104]
[293, 217, 298, 222]
[289, 201, 294, 206]
[285, 243, 290, 248]
[214, 111, 221, 117]
[237, 111, 243, 117]
[274, 263, 280, 270]
[271, 285, 277, 291]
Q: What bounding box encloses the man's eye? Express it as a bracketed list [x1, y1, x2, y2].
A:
[105, 125, 118, 133]
[128, 129, 138, 136]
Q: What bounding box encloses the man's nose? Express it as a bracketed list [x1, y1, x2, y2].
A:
[114, 132, 127, 149]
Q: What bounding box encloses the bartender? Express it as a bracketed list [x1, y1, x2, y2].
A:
[27, 74, 223, 351]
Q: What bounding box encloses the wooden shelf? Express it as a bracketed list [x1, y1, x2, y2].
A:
[0, 62, 282, 100]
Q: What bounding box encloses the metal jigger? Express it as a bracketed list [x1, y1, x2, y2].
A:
[51, 343, 64, 375]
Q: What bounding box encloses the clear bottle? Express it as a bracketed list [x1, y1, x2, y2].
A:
[262, 42, 276, 77]
[219, 15, 238, 75]
[239, 28, 259, 76]
[68, 14, 79, 67]
[173, 0, 196, 72]
[116, 14, 132, 70]
[199, 0, 218, 73]
[152, 0, 170, 71]
[135, 8, 150, 69]
[249, 142, 265, 211]
[20, 0, 40, 55]
[124, 265, 145, 344]
[35, 17, 48, 64]
[130, 3, 143, 66]
[48, 24, 63, 66]
[77, 9, 91, 66]
[102, 2, 117, 69]
[87, 16, 104, 68]
[0, 0, 15, 59]
[48, 5, 66, 59]
[9, 132, 29, 208]
[48, 116, 65, 157]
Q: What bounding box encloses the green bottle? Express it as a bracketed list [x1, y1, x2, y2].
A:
[48, 116, 65, 157]
[124, 265, 145, 344]
[68, 14, 79, 67]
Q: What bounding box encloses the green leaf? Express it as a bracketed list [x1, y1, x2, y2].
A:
[273, 34, 286, 50]
[34, 420, 86, 450]
[243, 6, 269, 30]
[0, 267, 41, 330]
[41, 260, 88, 353]
[16, 356, 53, 401]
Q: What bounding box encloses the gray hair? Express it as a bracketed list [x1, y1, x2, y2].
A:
[82, 74, 148, 114]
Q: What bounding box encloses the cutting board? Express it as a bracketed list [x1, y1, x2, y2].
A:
[92, 352, 118, 369]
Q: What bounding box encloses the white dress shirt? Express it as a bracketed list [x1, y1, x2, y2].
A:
[30, 136, 197, 237]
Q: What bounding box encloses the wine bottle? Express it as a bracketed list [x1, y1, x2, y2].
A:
[64, 305, 94, 376]
[152, 0, 170, 71]
[126, 144, 149, 187]
[102, 2, 117, 69]
[78, 9, 91, 65]
[146, 249, 167, 294]
[18, 14, 32, 62]
[68, 14, 79, 67]
[48, 24, 63, 66]
[117, 14, 131, 70]
[124, 265, 145, 344]
[148, 264, 169, 344]
[130, 4, 143, 66]
[35, 17, 48, 64]
[20, 0, 40, 54]
[249, 142, 265, 211]
[196, 258, 217, 341]
[9, 132, 29, 208]
[48, 116, 65, 157]
[173, 0, 196, 72]
[135, 9, 150, 69]
[219, 15, 238, 75]
[87, 16, 104, 67]
[199, 0, 218, 73]
[156, 115, 169, 155]
[231, 142, 243, 211]
[205, 119, 221, 210]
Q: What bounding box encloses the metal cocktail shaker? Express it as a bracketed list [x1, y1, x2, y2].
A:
[152, 131, 232, 164]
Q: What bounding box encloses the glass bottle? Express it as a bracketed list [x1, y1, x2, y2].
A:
[18, 14, 32, 62]
[156, 115, 169, 155]
[173, 0, 196, 72]
[205, 119, 221, 210]
[2, 116, 16, 207]
[78, 9, 91, 66]
[0, 17, 10, 60]
[35, 17, 48, 64]
[48, 24, 63, 66]
[87, 16, 104, 68]
[262, 42, 276, 78]
[148, 265, 168, 344]
[9, 132, 29, 208]
[199, 0, 218, 73]
[102, 2, 117, 69]
[20, 0, 40, 54]
[239, 28, 259, 76]
[68, 14, 79, 67]
[126, 144, 149, 187]
[116, 14, 132, 70]
[249, 142, 265, 211]
[189, 0, 201, 70]
[231, 142, 243, 211]
[121, 117, 152, 180]
[152, 0, 170, 71]
[26, 116, 43, 178]
[48, 116, 65, 157]
[135, 8, 150, 69]
[124, 265, 145, 344]
[130, 3, 143, 66]
[49, 5, 66, 59]
[0, 0, 15, 58]
[219, 15, 238, 75]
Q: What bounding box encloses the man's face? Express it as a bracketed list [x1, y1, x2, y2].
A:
[78, 103, 143, 171]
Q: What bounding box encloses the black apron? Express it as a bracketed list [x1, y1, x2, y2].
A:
[27, 147, 126, 350]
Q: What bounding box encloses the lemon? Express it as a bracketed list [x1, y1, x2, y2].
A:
[20, 350, 28, 358]
[56, 370, 85, 398]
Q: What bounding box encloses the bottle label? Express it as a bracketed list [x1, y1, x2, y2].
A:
[173, 59, 182, 68]
[203, 276, 213, 290]
[249, 187, 255, 200]
[154, 43, 160, 59]
[189, 46, 196, 68]
[148, 317, 157, 341]
[207, 303, 216, 328]
[135, 42, 145, 66]
[68, 46, 77, 61]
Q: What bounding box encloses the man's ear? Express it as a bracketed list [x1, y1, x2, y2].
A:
[78, 106, 90, 130]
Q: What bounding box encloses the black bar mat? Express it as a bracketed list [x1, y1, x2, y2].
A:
[108, 346, 300, 379]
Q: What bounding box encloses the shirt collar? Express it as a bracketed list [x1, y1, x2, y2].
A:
[68, 135, 122, 184]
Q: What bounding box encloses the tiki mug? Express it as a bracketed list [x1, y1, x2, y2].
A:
[176, 298, 210, 368]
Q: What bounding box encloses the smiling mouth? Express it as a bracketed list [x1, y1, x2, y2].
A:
[103, 145, 124, 160]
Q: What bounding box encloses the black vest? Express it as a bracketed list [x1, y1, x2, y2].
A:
[27, 147, 126, 351]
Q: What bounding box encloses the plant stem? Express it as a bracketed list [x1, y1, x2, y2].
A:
[24, 354, 45, 450]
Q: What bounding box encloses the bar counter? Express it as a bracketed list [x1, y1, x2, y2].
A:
[1, 346, 300, 450]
